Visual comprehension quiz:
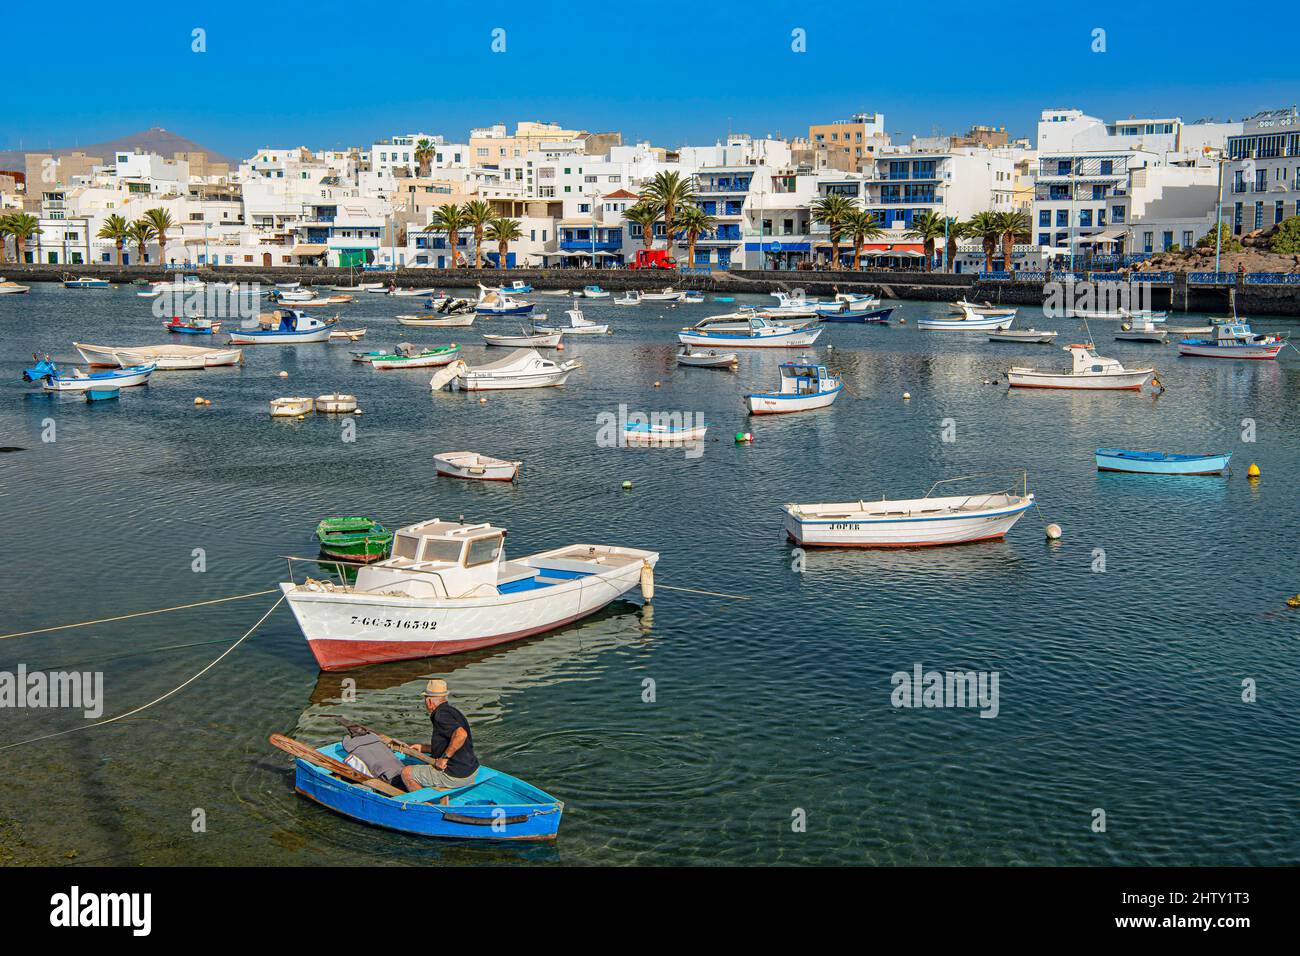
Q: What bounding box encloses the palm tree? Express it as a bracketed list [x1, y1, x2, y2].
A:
[460, 200, 495, 269]
[98, 214, 131, 265]
[966, 212, 1004, 273]
[127, 220, 158, 265]
[484, 217, 523, 268]
[674, 204, 717, 269]
[424, 203, 468, 267]
[943, 218, 967, 273]
[641, 171, 695, 252]
[841, 209, 884, 271]
[2, 213, 40, 264]
[414, 138, 435, 178]
[623, 201, 661, 250]
[143, 208, 175, 267]
[811, 194, 857, 270]
[996, 210, 1031, 271]
[905, 210, 948, 272]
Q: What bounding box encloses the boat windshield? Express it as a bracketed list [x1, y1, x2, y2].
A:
[419, 538, 464, 563]
[465, 535, 504, 567]
[392, 534, 420, 560]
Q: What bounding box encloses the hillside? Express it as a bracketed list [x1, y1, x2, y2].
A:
[0, 127, 235, 172]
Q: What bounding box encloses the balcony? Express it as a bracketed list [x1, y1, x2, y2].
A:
[560, 239, 621, 251]
[694, 180, 751, 194]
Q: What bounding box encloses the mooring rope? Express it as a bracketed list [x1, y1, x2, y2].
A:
[0, 589, 280, 641]
[656, 584, 748, 600]
[0, 594, 286, 753]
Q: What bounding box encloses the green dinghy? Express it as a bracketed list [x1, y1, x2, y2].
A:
[315, 517, 394, 563]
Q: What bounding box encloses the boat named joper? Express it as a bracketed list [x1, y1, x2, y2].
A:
[280, 518, 658, 669]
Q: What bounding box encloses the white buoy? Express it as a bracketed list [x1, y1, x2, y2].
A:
[902, 391, 911, 400]
[278, 370, 289, 379]
[1045, 523, 1062, 540]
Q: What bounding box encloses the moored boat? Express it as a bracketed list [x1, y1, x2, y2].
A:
[434, 451, 522, 482]
[1176, 319, 1284, 360]
[84, 387, 120, 402]
[921, 305, 1015, 330]
[431, 349, 581, 391]
[369, 343, 461, 370]
[1095, 448, 1232, 475]
[678, 314, 824, 348]
[642, 287, 684, 302]
[227, 309, 335, 344]
[988, 328, 1058, 344]
[614, 290, 643, 306]
[533, 309, 610, 335]
[279, 517, 658, 668]
[270, 396, 314, 417]
[0, 279, 30, 294]
[1114, 314, 1168, 343]
[63, 276, 110, 289]
[164, 316, 222, 335]
[622, 421, 709, 445]
[76, 342, 241, 367]
[819, 306, 894, 324]
[581, 285, 610, 298]
[397, 312, 475, 328]
[482, 327, 563, 348]
[745, 359, 843, 414]
[677, 346, 738, 368]
[784, 475, 1035, 548]
[476, 287, 534, 316]
[316, 516, 393, 562]
[1007, 344, 1155, 390]
[22, 356, 154, 392]
[315, 393, 358, 413]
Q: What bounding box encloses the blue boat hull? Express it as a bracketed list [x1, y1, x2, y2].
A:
[477, 305, 534, 316]
[1095, 448, 1231, 475]
[294, 746, 563, 841]
[819, 307, 894, 324]
[85, 388, 120, 402]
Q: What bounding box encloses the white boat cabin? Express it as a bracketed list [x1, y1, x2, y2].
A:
[775, 361, 836, 395]
[1065, 344, 1125, 374]
[355, 520, 507, 599]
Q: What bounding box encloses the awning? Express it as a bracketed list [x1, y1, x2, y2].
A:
[292, 244, 328, 256]
[1074, 228, 1127, 245]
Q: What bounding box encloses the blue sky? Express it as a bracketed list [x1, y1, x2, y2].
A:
[3, 0, 1295, 158]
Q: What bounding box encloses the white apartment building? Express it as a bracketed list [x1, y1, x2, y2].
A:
[1224, 108, 1300, 236]
[370, 134, 443, 177]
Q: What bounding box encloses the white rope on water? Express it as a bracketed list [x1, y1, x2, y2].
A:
[0, 594, 286, 753]
[0, 589, 280, 641]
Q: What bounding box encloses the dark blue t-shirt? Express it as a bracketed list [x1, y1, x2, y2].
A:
[430, 703, 478, 778]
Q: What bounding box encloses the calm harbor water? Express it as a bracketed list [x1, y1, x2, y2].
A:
[1, 283, 1297, 866]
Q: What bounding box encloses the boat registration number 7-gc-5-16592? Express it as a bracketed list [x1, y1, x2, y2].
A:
[349, 616, 438, 630]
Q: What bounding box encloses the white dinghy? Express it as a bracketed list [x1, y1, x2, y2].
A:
[535, 308, 611, 335]
[431, 348, 582, 391]
[434, 451, 522, 482]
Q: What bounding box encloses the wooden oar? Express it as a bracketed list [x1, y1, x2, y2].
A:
[325, 716, 437, 767]
[269, 733, 404, 796]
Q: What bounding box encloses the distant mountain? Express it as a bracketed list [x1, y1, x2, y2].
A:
[0, 127, 235, 173]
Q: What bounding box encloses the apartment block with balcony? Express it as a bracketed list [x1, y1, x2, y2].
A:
[1030, 149, 1158, 251]
[1223, 108, 1300, 235]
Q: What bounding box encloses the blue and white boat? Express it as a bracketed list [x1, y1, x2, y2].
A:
[581, 285, 610, 299]
[814, 292, 880, 319]
[746, 359, 843, 414]
[1095, 448, 1232, 475]
[678, 314, 823, 348]
[819, 306, 894, 324]
[1177, 319, 1284, 360]
[476, 286, 535, 316]
[502, 280, 533, 294]
[22, 356, 154, 392]
[226, 309, 335, 344]
[85, 387, 121, 402]
[62, 276, 110, 289]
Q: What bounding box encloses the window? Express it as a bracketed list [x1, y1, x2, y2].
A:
[419, 538, 464, 563]
[1079, 209, 1092, 227]
[1254, 202, 1264, 229]
[1039, 210, 1050, 227]
[1039, 232, 1050, 246]
[1276, 200, 1285, 225]
[1112, 205, 1125, 223]
[1182, 231, 1194, 248]
[1142, 231, 1154, 253]
[1056, 210, 1068, 227]
[465, 536, 502, 567]
[1099, 159, 1113, 176]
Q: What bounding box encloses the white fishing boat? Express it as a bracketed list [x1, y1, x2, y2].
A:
[431, 349, 581, 391]
[922, 304, 1016, 330]
[1177, 319, 1285, 360]
[1114, 314, 1168, 343]
[315, 393, 358, 413]
[642, 287, 685, 302]
[678, 314, 824, 348]
[483, 327, 563, 348]
[279, 517, 659, 669]
[677, 347, 738, 368]
[476, 286, 535, 316]
[987, 329, 1058, 344]
[950, 299, 1017, 317]
[329, 281, 385, 292]
[0, 279, 31, 294]
[273, 289, 316, 303]
[434, 451, 521, 482]
[62, 276, 110, 289]
[391, 287, 437, 297]
[581, 285, 611, 298]
[1007, 344, 1155, 390]
[745, 359, 843, 414]
[396, 312, 476, 328]
[614, 291, 643, 306]
[765, 289, 820, 318]
[114, 347, 242, 370]
[275, 280, 301, 290]
[369, 343, 462, 370]
[23, 356, 154, 392]
[270, 396, 314, 417]
[783, 475, 1035, 548]
[1069, 308, 1128, 320]
[75, 342, 241, 368]
[682, 292, 705, 304]
[623, 421, 709, 445]
[228, 309, 336, 344]
[814, 292, 879, 317]
[534, 309, 610, 335]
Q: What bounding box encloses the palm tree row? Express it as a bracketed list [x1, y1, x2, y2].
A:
[622, 170, 706, 260]
[92, 208, 175, 266]
[422, 202, 524, 268]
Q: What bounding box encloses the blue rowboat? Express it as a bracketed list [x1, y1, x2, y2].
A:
[1095, 448, 1231, 475]
[818, 307, 894, 324]
[85, 387, 121, 402]
[293, 742, 563, 840]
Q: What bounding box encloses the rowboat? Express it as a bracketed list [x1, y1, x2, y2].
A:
[75, 342, 241, 367]
[783, 475, 1035, 548]
[329, 281, 385, 292]
[369, 343, 461, 369]
[316, 516, 393, 562]
[987, 329, 1058, 344]
[678, 315, 824, 348]
[1177, 319, 1284, 360]
[315, 393, 358, 413]
[0, 280, 30, 294]
[1095, 448, 1232, 476]
[581, 285, 610, 298]
[476, 288, 534, 316]
[745, 359, 843, 414]
[271, 289, 316, 303]
[276, 736, 563, 840]
[1008, 344, 1154, 390]
[434, 451, 521, 482]
[392, 287, 438, 297]
[63, 276, 110, 289]
[951, 299, 1017, 317]
[642, 287, 684, 302]
[819, 307, 894, 324]
[276, 280, 301, 290]
[623, 421, 709, 445]
[397, 313, 475, 327]
[328, 328, 368, 342]
[921, 306, 1015, 330]
[534, 309, 610, 335]
[483, 328, 563, 348]
[677, 347, 738, 368]
[1114, 314, 1168, 343]
[84, 387, 120, 402]
[164, 316, 221, 335]
[279, 516, 658, 668]
[227, 309, 335, 344]
[614, 291, 643, 306]
[22, 356, 154, 392]
[430, 349, 581, 391]
[682, 291, 705, 303]
[270, 397, 314, 417]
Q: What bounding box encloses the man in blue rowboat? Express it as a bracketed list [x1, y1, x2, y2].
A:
[401, 679, 479, 791]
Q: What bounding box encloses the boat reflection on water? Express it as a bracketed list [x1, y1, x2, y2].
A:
[786, 537, 1028, 584]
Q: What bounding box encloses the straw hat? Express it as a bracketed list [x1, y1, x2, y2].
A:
[422, 678, 449, 699]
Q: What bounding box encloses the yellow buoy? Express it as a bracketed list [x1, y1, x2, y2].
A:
[640, 561, 655, 602]
[1287, 594, 1300, 608]
[1247, 463, 1261, 478]
[193, 397, 204, 406]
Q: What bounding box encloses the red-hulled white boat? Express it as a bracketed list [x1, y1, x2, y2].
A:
[1176, 319, 1285, 360]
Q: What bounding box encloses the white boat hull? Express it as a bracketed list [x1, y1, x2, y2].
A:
[1176, 342, 1283, 360]
[677, 327, 823, 348]
[227, 326, 334, 344]
[483, 332, 563, 348]
[397, 314, 475, 327]
[746, 387, 842, 414]
[455, 369, 576, 390]
[623, 425, 709, 445]
[919, 314, 1015, 331]
[1007, 368, 1153, 389]
[434, 454, 520, 481]
[371, 350, 460, 370]
[43, 366, 154, 392]
[784, 497, 1032, 547]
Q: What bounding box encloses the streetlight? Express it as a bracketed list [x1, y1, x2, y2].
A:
[1212, 146, 1227, 275]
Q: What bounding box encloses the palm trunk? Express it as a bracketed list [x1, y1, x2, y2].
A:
[1002, 235, 1013, 271]
[853, 240, 862, 271]
[663, 205, 672, 252]
[687, 235, 696, 267]
[947, 239, 958, 273]
[16, 237, 25, 264]
[474, 228, 483, 269]
[498, 240, 507, 267]
[449, 231, 458, 267]
[830, 237, 839, 270]
[643, 224, 652, 249]
[983, 240, 994, 272]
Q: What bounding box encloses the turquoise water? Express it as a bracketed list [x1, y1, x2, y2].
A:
[0, 284, 1297, 866]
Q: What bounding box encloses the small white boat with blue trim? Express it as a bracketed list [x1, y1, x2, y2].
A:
[814, 292, 880, 318]
[534, 308, 610, 336]
[1114, 313, 1168, 343]
[615, 290, 643, 306]
[921, 302, 1016, 330]
[434, 451, 521, 482]
[1177, 318, 1284, 360]
[677, 346, 738, 368]
[227, 309, 335, 344]
[623, 420, 709, 445]
[745, 358, 843, 414]
[279, 517, 658, 668]
[431, 348, 581, 391]
[482, 325, 563, 348]
[783, 474, 1034, 548]
[1095, 448, 1232, 475]
[22, 355, 155, 392]
[766, 289, 820, 318]
[581, 285, 610, 299]
[678, 314, 823, 348]
[476, 286, 534, 316]
[642, 287, 685, 302]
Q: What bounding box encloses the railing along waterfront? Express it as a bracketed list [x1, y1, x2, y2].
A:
[1245, 272, 1300, 284]
[1188, 272, 1237, 285]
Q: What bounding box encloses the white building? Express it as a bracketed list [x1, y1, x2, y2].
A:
[1224, 108, 1300, 236]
